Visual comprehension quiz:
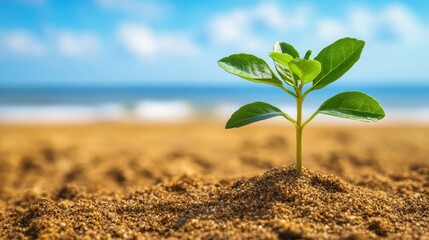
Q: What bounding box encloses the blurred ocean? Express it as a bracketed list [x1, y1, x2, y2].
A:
[0, 85, 428, 124]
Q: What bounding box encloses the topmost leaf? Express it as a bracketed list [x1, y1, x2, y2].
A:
[312, 38, 365, 90]
[273, 41, 300, 58]
[218, 53, 283, 87]
[268, 51, 295, 86]
[289, 59, 321, 84]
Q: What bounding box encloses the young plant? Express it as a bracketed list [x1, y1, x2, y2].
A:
[218, 37, 385, 173]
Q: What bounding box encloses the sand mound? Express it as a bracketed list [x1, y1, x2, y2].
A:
[1, 165, 427, 239]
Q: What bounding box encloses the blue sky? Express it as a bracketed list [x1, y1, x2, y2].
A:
[1, 0, 429, 87]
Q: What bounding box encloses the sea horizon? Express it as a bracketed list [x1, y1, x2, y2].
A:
[0, 84, 428, 124]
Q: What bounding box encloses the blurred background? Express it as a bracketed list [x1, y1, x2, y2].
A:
[0, 0, 428, 124]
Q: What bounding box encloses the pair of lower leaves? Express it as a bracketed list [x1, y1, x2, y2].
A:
[225, 91, 385, 129]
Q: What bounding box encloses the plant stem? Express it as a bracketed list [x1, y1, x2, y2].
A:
[295, 89, 303, 173]
[302, 111, 318, 128]
[281, 86, 298, 98]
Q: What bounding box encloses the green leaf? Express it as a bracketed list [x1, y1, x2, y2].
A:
[218, 53, 283, 87]
[226, 102, 291, 129]
[268, 52, 293, 65]
[289, 59, 321, 84]
[304, 50, 312, 60]
[313, 38, 365, 90]
[273, 41, 300, 58]
[268, 52, 295, 86]
[317, 91, 385, 121]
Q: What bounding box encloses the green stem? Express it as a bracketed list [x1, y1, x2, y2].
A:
[302, 111, 318, 128]
[283, 114, 297, 126]
[296, 125, 303, 173]
[280, 86, 297, 98]
[302, 86, 313, 99]
[295, 90, 303, 173]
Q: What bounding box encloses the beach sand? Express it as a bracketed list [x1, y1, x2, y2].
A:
[0, 123, 428, 239]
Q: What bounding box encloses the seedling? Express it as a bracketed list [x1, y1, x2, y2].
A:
[218, 37, 385, 173]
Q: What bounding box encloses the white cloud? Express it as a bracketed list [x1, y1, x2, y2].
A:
[254, 3, 310, 31]
[0, 30, 45, 56]
[55, 32, 101, 58]
[316, 20, 346, 41]
[253, 3, 285, 30]
[209, 2, 428, 50]
[208, 10, 262, 50]
[382, 4, 424, 43]
[117, 22, 199, 58]
[318, 3, 428, 44]
[95, 0, 171, 20]
[349, 8, 377, 39]
[208, 2, 311, 51]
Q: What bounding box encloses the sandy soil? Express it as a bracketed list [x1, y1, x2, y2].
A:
[0, 123, 428, 239]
